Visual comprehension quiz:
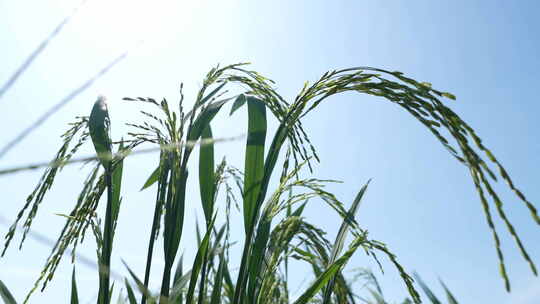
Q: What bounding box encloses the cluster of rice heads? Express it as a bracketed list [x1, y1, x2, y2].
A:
[1, 63, 537, 304]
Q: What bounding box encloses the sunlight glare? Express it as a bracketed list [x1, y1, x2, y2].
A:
[56, 0, 199, 53]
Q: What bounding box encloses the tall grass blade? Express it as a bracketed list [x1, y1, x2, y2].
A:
[439, 279, 459, 304]
[229, 94, 246, 116]
[169, 271, 192, 303]
[142, 153, 170, 304]
[140, 166, 160, 191]
[291, 201, 307, 217]
[199, 125, 215, 224]
[197, 82, 227, 106]
[323, 180, 370, 304]
[185, 216, 216, 304]
[170, 255, 184, 304]
[160, 159, 186, 300]
[247, 209, 271, 301]
[242, 96, 267, 233]
[124, 279, 137, 304]
[222, 260, 235, 303]
[186, 99, 230, 144]
[71, 267, 79, 304]
[293, 236, 365, 304]
[109, 283, 115, 303]
[368, 289, 387, 304]
[0, 280, 17, 304]
[233, 124, 291, 304]
[122, 260, 151, 299]
[90, 96, 114, 304]
[209, 253, 226, 304]
[111, 142, 127, 233]
[413, 273, 441, 304]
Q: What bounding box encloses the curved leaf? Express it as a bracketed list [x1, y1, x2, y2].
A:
[89, 96, 112, 168]
[230, 94, 246, 116]
[199, 125, 215, 224]
[0, 280, 17, 304]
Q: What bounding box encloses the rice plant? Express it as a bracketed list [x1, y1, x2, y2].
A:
[350, 269, 459, 304]
[1, 63, 537, 304]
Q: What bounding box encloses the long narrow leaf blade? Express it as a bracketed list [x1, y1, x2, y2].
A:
[140, 166, 160, 191]
[323, 180, 370, 303]
[230, 94, 246, 115]
[122, 260, 151, 299]
[0, 280, 17, 304]
[111, 143, 127, 229]
[187, 98, 231, 143]
[125, 279, 137, 304]
[210, 253, 226, 304]
[439, 279, 459, 304]
[413, 273, 441, 304]
[71, 268, 79, 304]
[243, 96, 267, 233]
[170, 271, 193, 303]
[185, 216, 216, 304]
[199, 125, 215, 224]
[198, 82, 227, 106]
[293, 236, 365, 304]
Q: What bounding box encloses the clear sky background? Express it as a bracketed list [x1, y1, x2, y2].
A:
[1, 0, 539, 303]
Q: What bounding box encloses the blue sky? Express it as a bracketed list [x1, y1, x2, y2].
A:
[1, 0, 539, 303]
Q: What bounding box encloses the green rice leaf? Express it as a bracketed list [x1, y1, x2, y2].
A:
[247, 212, 271, 299]
[161, 161, 188, 299]
[222, 261, 235, 303]
[185, 216, 216, 304]
[142, 153, 170, 304]
[122, 260, 151, 298]
[293, 236, 365, 304]
[291, 201, 307, 217]
[111, 143, 127, 232]
[233, 123, 289, 304]
[109, 282, 115, 303]
[323, 180, 370, 304]
[0, 280, 17, 304]
[140, 166, 160, 191]
[413, 273, 441, 304]
[199, 125, 215, 224]
[210, 253, 226, 304]
[170, 270, 193, 303]
[124, 279, 137, 304]
[230, 94, 247, 115]
[168, 254, 186, 303]
[243, 96, 267, 233]
[71, 267, 79, 304]
[187, 98, 231, 144]
[89, 96, 112, 168]
[439, 279, 459, 304]
[172, 255, 184, 295]
[198, 82, 227, 106]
